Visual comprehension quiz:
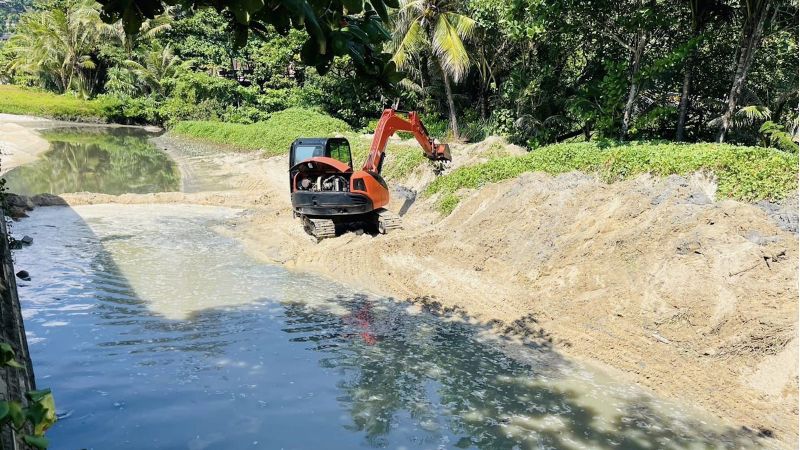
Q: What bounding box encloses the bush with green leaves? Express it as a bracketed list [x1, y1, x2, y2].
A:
[426, 141, 798, 214]
[1, 342, 56, 449]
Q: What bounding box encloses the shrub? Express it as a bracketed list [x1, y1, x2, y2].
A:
[425, 141, 798, 214]
[98, 95, 159, 124]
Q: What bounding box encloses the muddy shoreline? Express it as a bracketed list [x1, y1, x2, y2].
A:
[2, 115, 797, 447]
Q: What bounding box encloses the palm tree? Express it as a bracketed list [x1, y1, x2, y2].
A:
[392, 0, 476, 139]
[115, 11, 173, 56]
[7, 0, 115, 94]
[124, 43, 180, 96]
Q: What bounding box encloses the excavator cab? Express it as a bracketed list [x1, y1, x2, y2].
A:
[289, 138, 352, 168]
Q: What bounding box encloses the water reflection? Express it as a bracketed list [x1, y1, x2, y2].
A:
[4, 127, 179, 195]
[13, 205, 766, 449]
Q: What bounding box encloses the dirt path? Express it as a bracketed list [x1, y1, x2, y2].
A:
[4, 121, 798, 447]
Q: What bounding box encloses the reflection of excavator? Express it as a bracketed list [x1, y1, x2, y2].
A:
[289, 109, 451, 240]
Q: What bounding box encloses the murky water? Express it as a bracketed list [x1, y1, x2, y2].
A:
[4, 127, 179, 195]
[12, 204, 764, 450]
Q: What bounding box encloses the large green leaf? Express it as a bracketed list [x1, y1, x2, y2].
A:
[7, 401, 24, 430]
[0, 401, 10, 423]
[342, 0, 363, 13]
[369, 0, 389, 22]
[23, 435, 49, 449]
[0, 342, 23, 368]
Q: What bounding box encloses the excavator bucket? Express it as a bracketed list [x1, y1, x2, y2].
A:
[433, 143, 452, 162]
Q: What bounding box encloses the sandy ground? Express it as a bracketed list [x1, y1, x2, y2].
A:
[225, 155, 800, 447]
[2, 117, 798, 447]
[0, 119, 51, 173]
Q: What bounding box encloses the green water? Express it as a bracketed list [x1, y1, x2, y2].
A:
[4, 127, 179, 195]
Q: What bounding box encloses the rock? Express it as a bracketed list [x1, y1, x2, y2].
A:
[7, 206, 28, 219]
[745, 231, 781, 246]
[29, 194, 68, 206]
[15, 270, 30, 281]
[20, 235, 33, 245]
[685, 191, 712, 205]
[4, 193, 29, 208]
[676, 239, 702, 255]
[757, 192, 798, 234]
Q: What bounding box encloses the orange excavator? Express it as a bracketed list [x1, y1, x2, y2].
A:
[289, 109, 451, 240]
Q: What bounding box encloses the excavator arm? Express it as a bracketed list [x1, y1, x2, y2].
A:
[362, 109, 452, 174]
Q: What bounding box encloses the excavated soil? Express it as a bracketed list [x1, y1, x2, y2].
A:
[224, 156, 799, 447]
[3, 123, 798, 447]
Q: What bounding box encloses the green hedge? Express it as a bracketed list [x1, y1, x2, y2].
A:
[426, 141, 798, 214]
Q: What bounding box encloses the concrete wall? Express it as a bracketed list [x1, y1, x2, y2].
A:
[0, 217, 35, 449]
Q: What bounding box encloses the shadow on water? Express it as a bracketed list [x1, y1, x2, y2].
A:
[4, 127, 179, 196]
[12, 204, 770, 450]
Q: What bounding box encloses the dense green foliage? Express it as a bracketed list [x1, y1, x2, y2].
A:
[427, 141, 799, 214]
[0, 0, 29, 34]
[0, 0, 796, 152]
[96, 0, 403, 83]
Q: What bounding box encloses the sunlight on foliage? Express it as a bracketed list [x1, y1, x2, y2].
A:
[426, 142, 798, 214]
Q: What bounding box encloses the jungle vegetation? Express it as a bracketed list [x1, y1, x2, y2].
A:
[0, 0, 797, 153]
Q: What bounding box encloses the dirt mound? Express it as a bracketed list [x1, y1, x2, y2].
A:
[229, 157, 798, 447]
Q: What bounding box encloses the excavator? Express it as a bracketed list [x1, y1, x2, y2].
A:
[289, 109, 451, 240]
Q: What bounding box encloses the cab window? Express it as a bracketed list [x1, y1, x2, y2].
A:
[293, 145, 322, 165]
[328, 140, 352, 166]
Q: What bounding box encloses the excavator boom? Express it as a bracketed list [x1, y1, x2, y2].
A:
[363, 109, 452, 174]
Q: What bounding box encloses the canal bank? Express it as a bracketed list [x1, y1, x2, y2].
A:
[0, 214, 36, 449]
[0, 113, 796, 448]
[12, 203, 769, 449]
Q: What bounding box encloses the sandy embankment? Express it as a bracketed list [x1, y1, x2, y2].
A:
[0, 118, 51, 173]
[224, 155, 799, 446]
[2, 120, 798, 447]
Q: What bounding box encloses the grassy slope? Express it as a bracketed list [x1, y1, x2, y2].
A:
[171, 108, 352, 156]
[427, 141, 799, 214]
[0, 85, 111, 121]
[171, 109, 426, 178]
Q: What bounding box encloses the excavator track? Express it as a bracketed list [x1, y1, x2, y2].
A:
[303, 216, 336, 240]
[375, 209, 403, 234]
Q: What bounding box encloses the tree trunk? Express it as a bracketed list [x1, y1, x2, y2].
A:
[479, 90, 487, 121]
[676, 47, 696, 141]
[717, 1, 772, 143]
[621, 31, 650, 139]
[439, 61, 460, 139]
